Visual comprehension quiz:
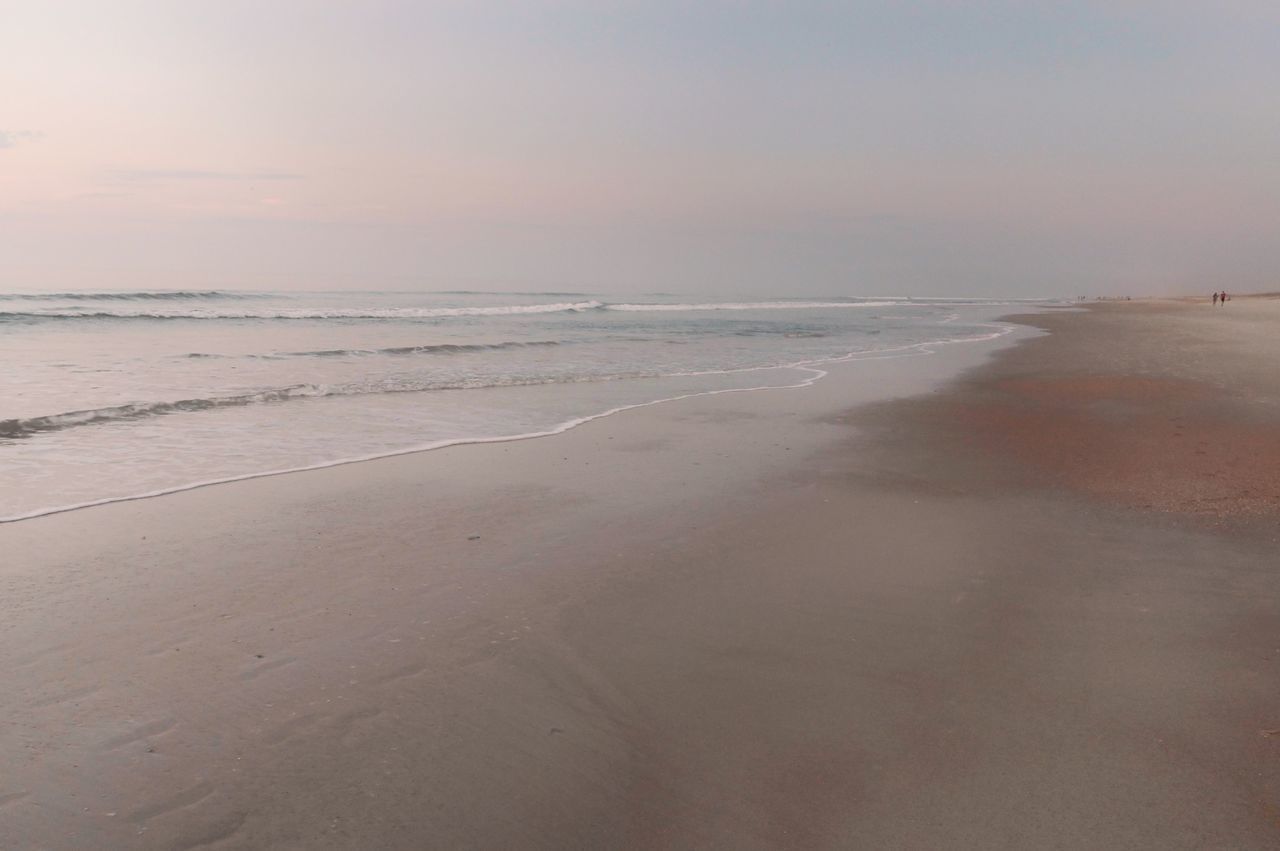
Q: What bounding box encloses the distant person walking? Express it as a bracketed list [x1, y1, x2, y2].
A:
[1221, 289, 1229, 305]
[1213, 291, 1220, 305]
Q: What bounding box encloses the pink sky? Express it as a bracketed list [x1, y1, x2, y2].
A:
[3, 1, 1278, 295]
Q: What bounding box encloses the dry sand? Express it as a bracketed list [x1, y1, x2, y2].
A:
[1, 299, 1278, 849]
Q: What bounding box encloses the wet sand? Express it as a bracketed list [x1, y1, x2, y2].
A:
[2, 299, 1278, 848]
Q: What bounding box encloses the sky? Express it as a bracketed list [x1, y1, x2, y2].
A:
[2, 1, 1278, 297]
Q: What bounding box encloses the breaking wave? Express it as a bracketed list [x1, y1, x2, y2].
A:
[182, 340, 563, 360]
[0, 290, 252, 301]
[607, 301, 899, 311]
[0, 369, 668, 440]
[0, 301, 605, 321]
[1, 385, 330, 440]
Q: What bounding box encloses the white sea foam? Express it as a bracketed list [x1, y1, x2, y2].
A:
[607, 300, 900, 311]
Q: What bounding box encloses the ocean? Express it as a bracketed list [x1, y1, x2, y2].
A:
[0, 290, 1035, 522]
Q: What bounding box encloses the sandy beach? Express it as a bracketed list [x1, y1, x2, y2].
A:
[3, 298, 1279, 849]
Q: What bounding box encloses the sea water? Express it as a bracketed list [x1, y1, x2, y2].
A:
[0, 290, 1039, 521]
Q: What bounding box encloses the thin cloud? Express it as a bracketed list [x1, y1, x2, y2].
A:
[0, 130, 43, 148]
[111, 168, 305, 181]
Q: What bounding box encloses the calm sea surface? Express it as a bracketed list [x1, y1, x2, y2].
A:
[0, 290, 1039, 521]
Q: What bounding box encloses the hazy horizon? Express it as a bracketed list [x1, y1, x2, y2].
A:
[4, 1, 1278, 297]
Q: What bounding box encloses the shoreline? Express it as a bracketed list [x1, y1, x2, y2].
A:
[4, 300, 1278, 848]
[0, 318, 1015, 525]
